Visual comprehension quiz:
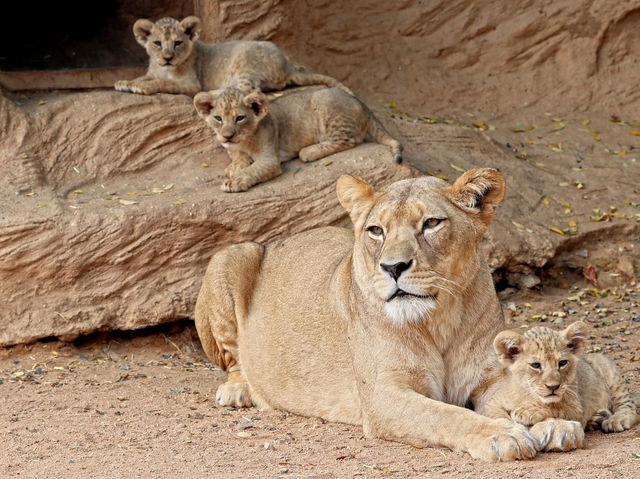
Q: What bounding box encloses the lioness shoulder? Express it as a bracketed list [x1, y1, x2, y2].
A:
[193, 86, 403, 192]
[115, 16, 350, 96]
[481, 321, 640, 433]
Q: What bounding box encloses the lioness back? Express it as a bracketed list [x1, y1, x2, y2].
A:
[239, 227, 362, 423]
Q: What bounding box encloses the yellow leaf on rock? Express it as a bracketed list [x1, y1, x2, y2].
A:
[472, 121, 488, 130]
[631, 130, 640, 136]
[73, 190, 83, 194]
[549, 227, 565, 235]
[568, 221, 577, 228]
[201, 163, 209, 167]
[580, 120, 590, 126]
[450, 164, 465, 172]
[173, 200, 185, 205]
[119, 199, 138, 206]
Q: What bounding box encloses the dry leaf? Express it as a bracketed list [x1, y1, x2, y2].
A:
[383, 102, 397, 108]
[236, 431, 251, 438]
[172, 200, 185, 205]
[73, 190, 83, 194]
[549, 226, 565, 235]
[582, 264, 599, 288]
[324, 161, 333, 167]
[580, 120, 590, 126]
[631, 130, 640, 136]
[450, 164, 465, 172]
[472, 121, 488, 130]
[119, 199, 138, 206]
[201, 163, 209, 167]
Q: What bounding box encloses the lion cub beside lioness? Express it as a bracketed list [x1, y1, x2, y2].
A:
[479, 321, 640, 433]
[115, 16, 349, 96]
[193, 87, 403, 192]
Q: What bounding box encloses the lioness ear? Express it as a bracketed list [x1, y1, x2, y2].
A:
[133, 19, 155, 47]
[243, 91, 269, 120]
[180, 16, 201, 41]
[493, 330, 524, 366]
[562, 321, 586, 356]
[193, 91, 215, 117]
[446, 168, 506, 226]
[337, 175, 377, 227]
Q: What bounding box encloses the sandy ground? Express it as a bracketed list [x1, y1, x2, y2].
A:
[2, 277, 639, 478]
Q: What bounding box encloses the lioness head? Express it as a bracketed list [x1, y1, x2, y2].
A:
[337, 169, 505, 325]
[494, 321, 586, 404]
[133, 16, 201, 68]
[194, 88, 269, 147]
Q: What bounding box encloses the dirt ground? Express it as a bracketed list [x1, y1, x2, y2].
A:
[2, 274, 639, 478]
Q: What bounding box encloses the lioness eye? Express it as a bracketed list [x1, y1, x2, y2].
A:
[235, 115, 246, 122]
[558, 359, 568, 367]
[214, 115, 222, 122]
[529, 362, 541, 370]
[367, 225, 383, 237]
[174, 40, 182, 46]
[153, 41, 161, 46]
[422, 218, 442, 230]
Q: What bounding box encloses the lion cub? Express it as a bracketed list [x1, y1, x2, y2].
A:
[193, 87, 403, 192]
[115, 16, 349, 96]
[480, 321, 639, 433]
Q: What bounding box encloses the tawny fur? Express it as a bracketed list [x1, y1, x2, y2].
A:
[193, 87, 403, 192]
[194, 169, 585, 461]
[479, 322, 640, 436]
[115, 16, 350, 96]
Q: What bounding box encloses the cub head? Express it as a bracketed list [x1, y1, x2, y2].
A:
[493, 321, 586, 404]
[194, 88, 269, 147]
[133, 16, 200, 68]
[337, 168, 505, 325]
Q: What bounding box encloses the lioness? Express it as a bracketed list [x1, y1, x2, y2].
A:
[195, 169, 584, 460]
[193, 87, 403, 192]
[115, 16, 349, 96]
[480, 321, 640, 433]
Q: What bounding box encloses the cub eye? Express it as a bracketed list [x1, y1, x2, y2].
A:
[174, 40, 183, 46]
[153, 41, 162, 46]
[558, 359, 568, 367]
[529, 362, 541, 370]
[367, 225, 384, 238]
[235, 115, 246, 123]
[213, 115, 222, 122]
[422, 218, 442, 230]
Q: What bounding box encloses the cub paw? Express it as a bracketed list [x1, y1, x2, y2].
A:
[216, 380, 253, 408]
[114, 80, 132, 92]
[221, 177, 251, 192]
[601, 412, 637, 433]
[511, 406, 548, 427]
[529, 418, 584, 452]
[466, 419, 537, 462]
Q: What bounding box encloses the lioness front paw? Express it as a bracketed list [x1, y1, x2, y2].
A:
[216, 380, 253, 408]
[466, 419, 537, 462]
[221, 177, 252, 192]
[511, 406, 549, 427]
[529, 418, 584, 452]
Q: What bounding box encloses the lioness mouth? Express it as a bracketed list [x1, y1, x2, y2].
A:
[387, 290, 438, 302]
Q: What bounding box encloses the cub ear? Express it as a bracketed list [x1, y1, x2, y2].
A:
[180, 16, 201, 41]
[493, 330, 524, 367]
[243, 91, 269, 120]
[337, 175, 377, 227]
[133, 19, 155, 47]
[193, 91, 215, 118]
[446, 168, 506, 227]
[562, 321, 586, 356]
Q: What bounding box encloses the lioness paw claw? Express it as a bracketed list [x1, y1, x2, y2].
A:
[529, 418, 584, 452]
[467, 421, 537, 461]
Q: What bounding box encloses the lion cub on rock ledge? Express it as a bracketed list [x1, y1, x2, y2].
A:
[195, 169, 585, 460]
[194, 87, 403, 192]
[479, 322, 640, 433]
[115, 16, 348, 96]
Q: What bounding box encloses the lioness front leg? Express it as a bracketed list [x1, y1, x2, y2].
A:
[298, 138, 357, 163]
[529, 418, 585, 452]
[194, 242, 265, 407]
[222, 154, 281, 192]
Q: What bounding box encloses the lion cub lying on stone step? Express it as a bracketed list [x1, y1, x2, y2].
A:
[479, 321, 639, 434]
[194, 87, 403, 192]
[115, 16, 349, 96]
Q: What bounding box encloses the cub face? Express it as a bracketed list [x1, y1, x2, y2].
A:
[133, 16, 201, 69]
[194, 88, 269, 147]
[494, 322, 586, 404]
[337, 169, 506, 325]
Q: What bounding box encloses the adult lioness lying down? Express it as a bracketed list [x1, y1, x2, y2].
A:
[195, 169, 584, 460]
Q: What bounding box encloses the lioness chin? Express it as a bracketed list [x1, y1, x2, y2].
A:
[195, 169, 584, 461]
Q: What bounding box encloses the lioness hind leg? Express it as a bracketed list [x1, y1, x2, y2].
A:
[194, 242, 265, 407]
[298, 138, 357, 163]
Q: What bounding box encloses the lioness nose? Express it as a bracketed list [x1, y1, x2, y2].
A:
[546, 384, 559, 392]
[380, 260, 412, 281]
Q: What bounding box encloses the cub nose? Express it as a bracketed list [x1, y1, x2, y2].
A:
[546, 384, 560, 392]
[163, 55, 174, 62]
[380, 260, 412, 281]
[222, 132, 234, 140]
